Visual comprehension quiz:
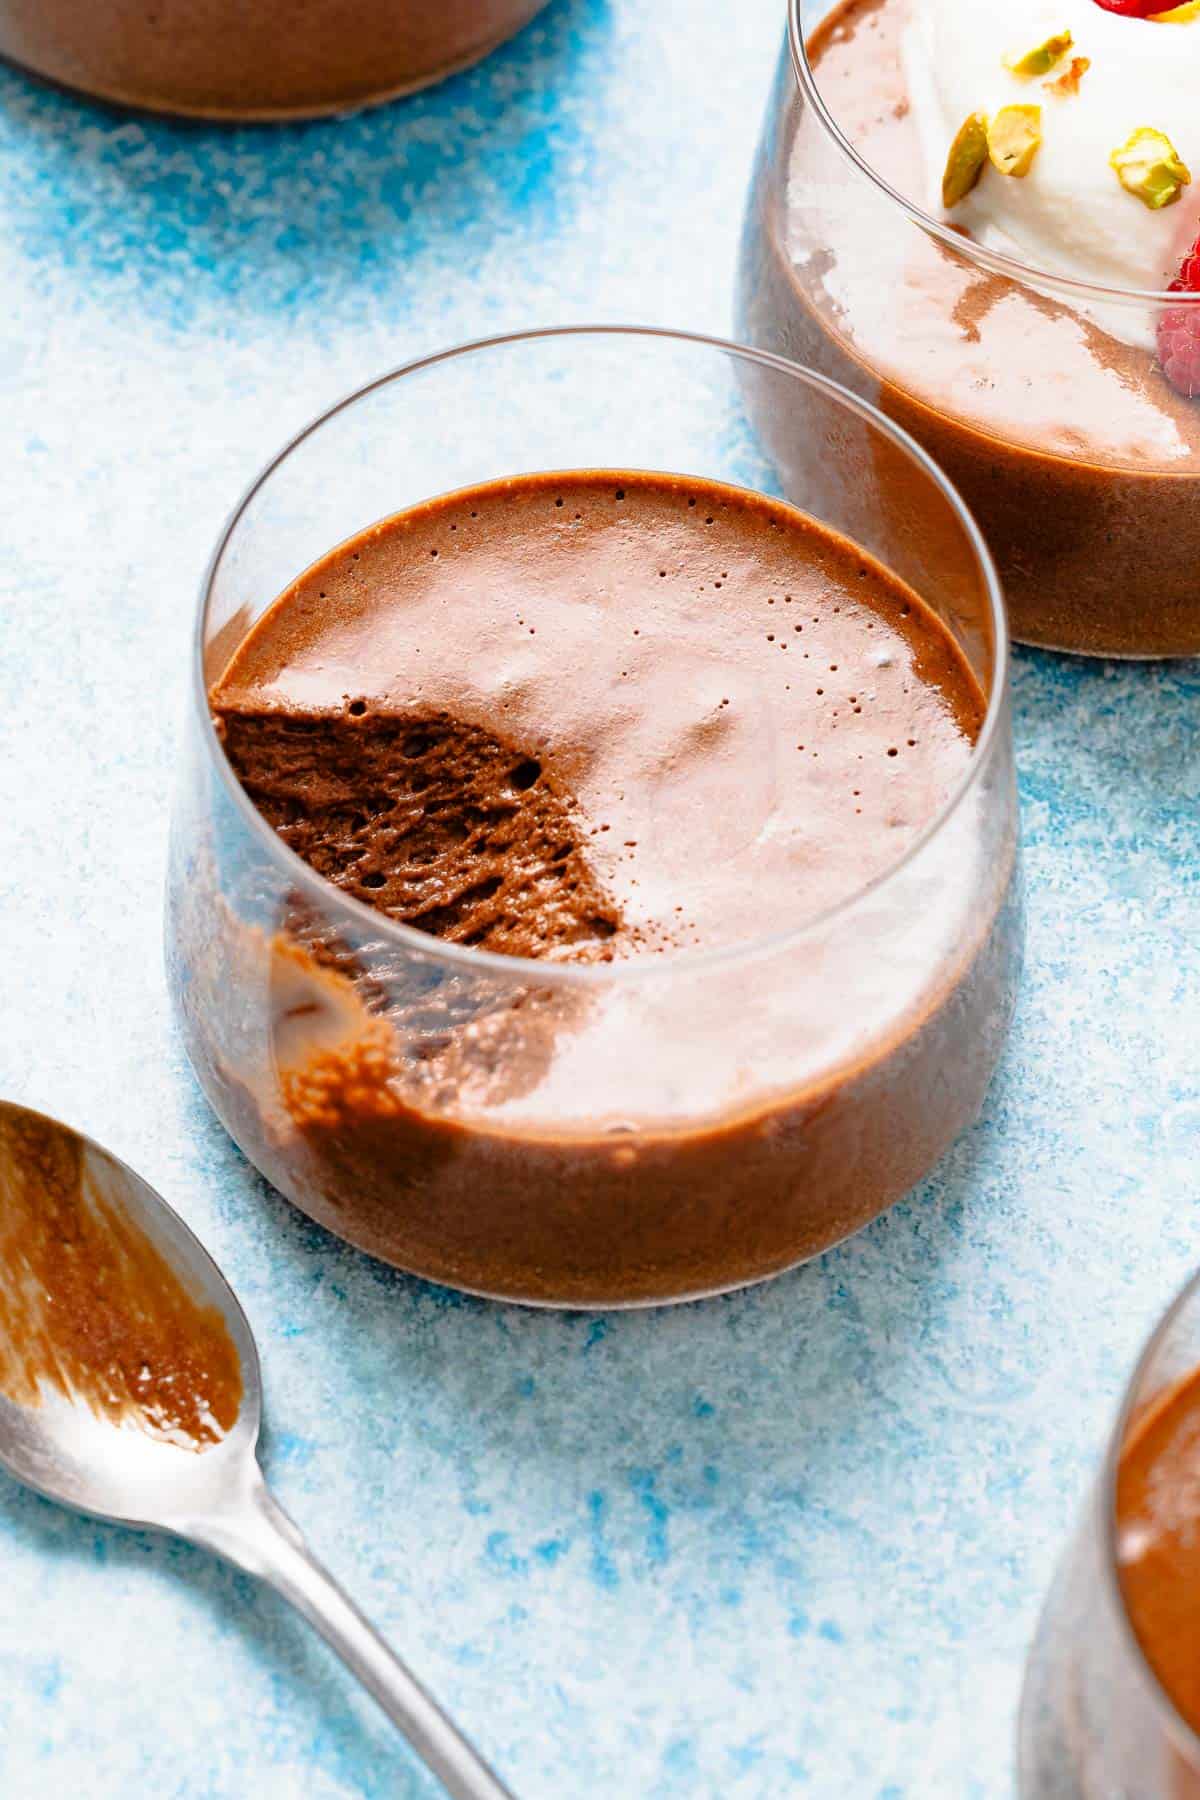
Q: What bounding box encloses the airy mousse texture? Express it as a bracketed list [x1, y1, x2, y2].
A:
[186, 469, 1016, 1304]
[739, 0, 1200, 657]
[0, 1106, 242, 1450]
[213, 472, 985, 959]
[1118, 1365, 1200, 1759]
[0, 0, 549, 119]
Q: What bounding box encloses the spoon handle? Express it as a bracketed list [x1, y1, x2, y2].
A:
[192, 1469, 516, 1800]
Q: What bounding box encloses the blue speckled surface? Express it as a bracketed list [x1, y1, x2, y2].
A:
[0, 2, 1198, 1794]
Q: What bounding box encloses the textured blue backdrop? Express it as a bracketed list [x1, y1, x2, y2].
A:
[1, 2, 1198, 1794]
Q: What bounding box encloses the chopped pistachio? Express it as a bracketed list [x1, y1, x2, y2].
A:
[1004, 30, 1073, 78]
[1044, 55, 1091, 97]
[1110, 128, 1192, 210]
[942, 112, 990, 208]
[987, 106, 1043, 179]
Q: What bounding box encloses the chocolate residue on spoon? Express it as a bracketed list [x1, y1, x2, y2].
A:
[0, 1109, 242, 1450]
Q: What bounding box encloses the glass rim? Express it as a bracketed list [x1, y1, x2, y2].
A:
[193, 322, 1010, 991]
[788, 0, 1200, 311]
[1099, 1263, 1200, 1762]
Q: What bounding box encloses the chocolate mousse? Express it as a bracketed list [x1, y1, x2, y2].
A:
[1020, 1354, 1200, 1798]
[1117, 1364, 1200, 1762]
[191, 469, 1017, 1305]
[739, 0, 1200, 657]
[0, 0, 550, 119]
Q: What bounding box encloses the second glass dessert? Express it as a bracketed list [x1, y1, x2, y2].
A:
[739, 0, 1200, 658]
[167, 327, 1020, 1307]
[1021, 1270, 1200, 1797]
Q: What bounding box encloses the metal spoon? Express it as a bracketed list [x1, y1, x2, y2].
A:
[0, 1099, 514, 1800]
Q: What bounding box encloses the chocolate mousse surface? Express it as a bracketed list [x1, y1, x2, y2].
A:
[1118, 1364, 1200, 1744]
[213, 471, 984, 962]
[200, 469, 1015, 1304]
[0, 0, 549, 120]
[739, 0, 1200, 658]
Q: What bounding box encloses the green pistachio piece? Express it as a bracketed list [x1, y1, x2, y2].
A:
[942, 112, 990, 208]
[1004, 30, 1073, 79]
[1110, 128, 1192, 210]
[987, 106, 1043, 179]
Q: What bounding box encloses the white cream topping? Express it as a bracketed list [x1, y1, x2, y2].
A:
[903, 0, 1200, 343]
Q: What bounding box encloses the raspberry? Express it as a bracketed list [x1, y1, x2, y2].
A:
[1091, 0, 1182, 15]
[1158, 234, 1200, 399]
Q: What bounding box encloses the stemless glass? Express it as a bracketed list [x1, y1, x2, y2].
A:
[738, 0, 1200, 659]
[166, 325, 1021, 1308]
[0, 0, 550, 119]
[1020, 1272, 1200, 1797]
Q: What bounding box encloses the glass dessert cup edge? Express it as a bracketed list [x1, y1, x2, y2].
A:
[167, 325, 1021, 1308]
[1018, 1267, 1200, 1795]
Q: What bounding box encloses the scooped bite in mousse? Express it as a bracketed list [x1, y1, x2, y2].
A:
[188, 469, 1016, 1305]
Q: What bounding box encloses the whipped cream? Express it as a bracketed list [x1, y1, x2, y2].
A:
[903, 0, 1200, 319]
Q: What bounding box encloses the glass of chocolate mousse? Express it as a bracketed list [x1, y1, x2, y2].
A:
[0, 0, 550, 119]
[166, 326, 1020, 1307]
[739, 0, 1200, 659]
[1020, 1270, 1200, 1798]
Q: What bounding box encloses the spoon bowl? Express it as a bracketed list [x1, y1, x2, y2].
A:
[0, 1099, 261, 1528]
[0, 1098, 514, 1800]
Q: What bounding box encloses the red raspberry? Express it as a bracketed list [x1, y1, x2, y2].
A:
[1158, 235, 1200, 399]
[1091, 0, 1183, 14]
